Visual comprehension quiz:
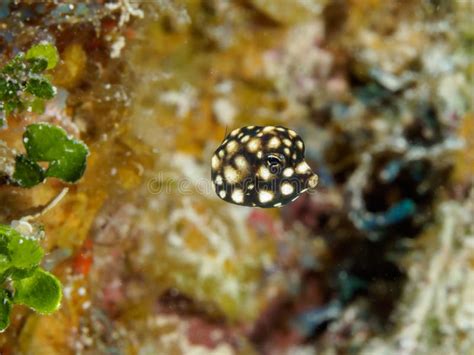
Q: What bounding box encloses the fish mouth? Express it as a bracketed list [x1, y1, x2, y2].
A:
[295, 173, 318, 195]
[298, 173, 318, 193]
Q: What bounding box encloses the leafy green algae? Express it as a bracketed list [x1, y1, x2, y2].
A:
[0, 225, 62, 331]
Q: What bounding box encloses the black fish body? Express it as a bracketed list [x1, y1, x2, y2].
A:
[211, 126, 318, 208]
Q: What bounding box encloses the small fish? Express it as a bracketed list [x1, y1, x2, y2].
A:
[211, 126, 318, 208]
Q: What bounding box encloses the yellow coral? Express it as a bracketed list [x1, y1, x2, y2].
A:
[53, 44, 87, 90]
[453, 114, 474, 184]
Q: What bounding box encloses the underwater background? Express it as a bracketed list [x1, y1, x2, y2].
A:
[0, 0, 473, 354]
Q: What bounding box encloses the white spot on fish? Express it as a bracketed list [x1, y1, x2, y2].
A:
[234, 155, 248, 171]
[281, 183, 294, 196]
[268, 137, 281, 149]
[296, 161, 311, 174]
[211, 155, 221, 170]
[247, 139, 260, 152]
[224, 166, 240, 184]
[230, 128, 240, 137]
[258, 166, 271, 181]
[259, 190, 273, 203]
[283, 168, 294, 177]
[231, 189, 244, 203]
[226, 140, 238, 154]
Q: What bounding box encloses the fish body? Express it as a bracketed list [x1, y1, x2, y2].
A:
[211, 126, 318, 208]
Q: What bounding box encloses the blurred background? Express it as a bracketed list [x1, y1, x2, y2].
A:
[0, 0, 473, 354]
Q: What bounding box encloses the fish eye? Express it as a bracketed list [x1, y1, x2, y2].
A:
[265, 154, 284, 172]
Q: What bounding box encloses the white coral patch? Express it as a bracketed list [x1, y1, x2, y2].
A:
[213, 98, 237, 126]
[160, 84, 197, 118]
[229, 128, 241, 137]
